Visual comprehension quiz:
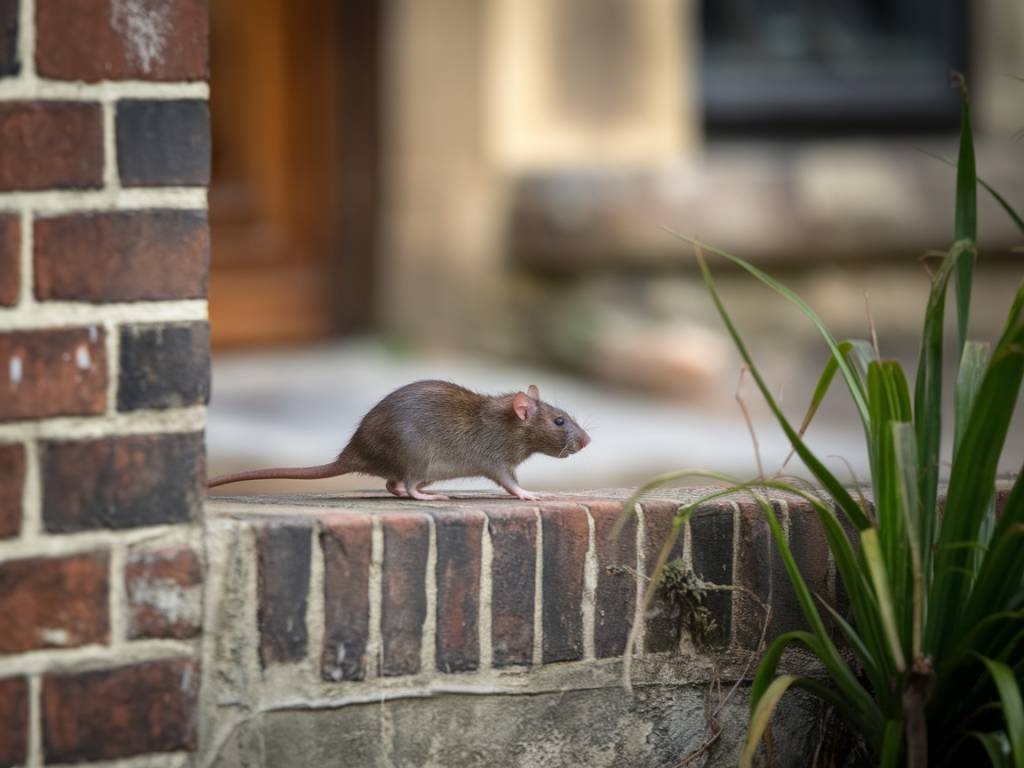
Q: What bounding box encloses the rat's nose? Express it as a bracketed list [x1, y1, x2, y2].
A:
[579, 433, 591, 449]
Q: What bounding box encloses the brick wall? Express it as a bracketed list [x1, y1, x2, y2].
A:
[198, 490, 840, 766]
[0, 1, 209, 765]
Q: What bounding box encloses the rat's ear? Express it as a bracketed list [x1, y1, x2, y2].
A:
[513, 391, 537, 421]
[527, 384, 540, 400]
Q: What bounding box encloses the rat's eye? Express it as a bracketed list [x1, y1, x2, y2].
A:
[554, 416, 565, 426]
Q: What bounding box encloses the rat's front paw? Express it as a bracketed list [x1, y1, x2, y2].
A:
[514, 489, 541, 502]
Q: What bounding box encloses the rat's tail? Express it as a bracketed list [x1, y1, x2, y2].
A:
[207, 458, 351, 489]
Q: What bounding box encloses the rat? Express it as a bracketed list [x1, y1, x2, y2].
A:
[206, 380, 591, 501]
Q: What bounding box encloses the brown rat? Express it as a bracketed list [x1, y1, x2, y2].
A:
[206, 380, 590, 501]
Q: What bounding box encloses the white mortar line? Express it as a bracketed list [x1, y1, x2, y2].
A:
[0, 187, 207, 212]
[0, 299, 208, 330]
[581, 506, 597, 661]
[20, 438, 41, 539]
[102, 100, 120, 191]
[17, 0, 35, 80]
[421, 514, 437, 675]
[243, 524, 263, 704]
[306, 523, 326, 683]
[0, 79, 209, 101]
[0, 404, 206, 441]
[104, 318, 121, 415]
[633, 502, 646, 656]
[17, 207, 32, 308]
[108, 540, 128, 646]
[729, 500, 741, 643]
[0, 639, 196, 678]
[0, 520, 197, 561]
[49, 751, 192, 768]
[478, 515, 493, 670]
[681, 514, 694, 570]
[27, 673, 41, 768]
[532, 507, 543, 667]
[367, 516, 384, 679]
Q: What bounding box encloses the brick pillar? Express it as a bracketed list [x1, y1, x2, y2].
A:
[0, 1, 209, 765]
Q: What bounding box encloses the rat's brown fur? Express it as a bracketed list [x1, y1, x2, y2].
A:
[206, 380, 590, 500]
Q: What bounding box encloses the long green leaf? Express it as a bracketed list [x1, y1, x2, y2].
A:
[742, 675, 877, 767]
[917, 147, 1024, 235]
[970, 731, 1013, 768]
[862, 528, 907, 672]
[694, 247, 872, 532]
[668, 228, 871, 428]
[930, 280, 1024, 657]
[977, 656, 1024, 768]
[750, 631, 820, 710]
[893, 422, 924, 659]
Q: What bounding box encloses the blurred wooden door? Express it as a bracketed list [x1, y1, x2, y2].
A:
[209, 0, 379, 347]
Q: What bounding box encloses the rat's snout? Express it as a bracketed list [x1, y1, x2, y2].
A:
[579, 431, 591, 450]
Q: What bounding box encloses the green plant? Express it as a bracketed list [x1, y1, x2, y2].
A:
[621, 80, 1024, 767]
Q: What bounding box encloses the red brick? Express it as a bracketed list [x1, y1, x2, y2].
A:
[0, 0, 17, 76]
[34, 210, 208, 302]
[0, 327, 107, 422]
[118, 322, 210, 411]
[381, 513, 429, 676]
[689, 503, 736, 648]
[0, 102, 102, 190]
[0, 552, 109, 653]
[589, 500, 636, 659]
[42, 658, 199, 762]
[126, 545, 202, 639]
[486, 506, 537, 667]
[0, 213, 18, 306]
[642, 499, 685, 653]
[36, 0, 209, 82]
[117, 99, 211, 187]
[41, 432, 204, 532]
[541, 502, 588, 663]
[321, 515, 372, 681]
[0, 442, 24, 539]
[257, 521, 311, 667]
[433, 509, 483, 673]
[734, 499, 796, 649]
[0, 677, 28, 767]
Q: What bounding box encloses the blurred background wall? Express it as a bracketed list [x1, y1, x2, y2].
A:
[205, 0, 1024, 492]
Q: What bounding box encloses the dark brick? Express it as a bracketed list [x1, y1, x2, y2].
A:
[34, 210, 208, 302]
[117, 99, 210, 186]
[0, 213, 18, 306]
[258, 522, 311, 667]
[541, 502, 588, 663]
[125, 545, 202, 639]
[381, 513, 429, 676]
[0, 327, 107, 422]
[0, 677, 27, 767]
[42, 658, 199, 762]
[734, 499, 798, 648]
[487, 506, 537, 667]
[0, 0, 17, 76]
[321, 514, 372, 682]
[0, 551, 108, 653]
[589, 500, 636, 658]
[41, 432, 204, 532]
[118, 322, 210, 411]
[690, 503, 735, 648]
[36, 0, 208, 82]
[0, 442, 24, 539]
[787, 501, 833, 627]
[433, 509, 483, 673]
[642, 499, 685, 654]
[0, 102, 102, 190]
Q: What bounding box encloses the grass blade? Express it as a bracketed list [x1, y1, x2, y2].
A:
[861, 528, 907, 672]
[970, 732, 1013, 768]
[977, 655, 1024, 768]
[667, 228, 871, 428]
[917, 147, 1024, 235]
[694, 246, 872, 531]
